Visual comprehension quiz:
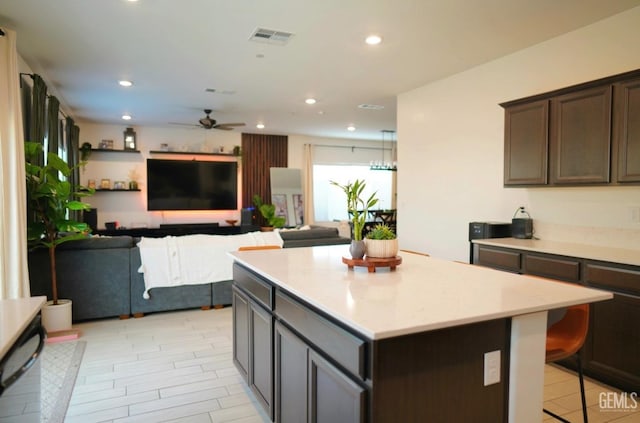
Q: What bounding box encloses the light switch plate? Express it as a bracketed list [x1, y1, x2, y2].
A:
[484, 350, 501, 386]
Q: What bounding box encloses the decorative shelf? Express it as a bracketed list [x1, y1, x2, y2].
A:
[149, 150, 237, 157]
[91, 148, 141, 153]
[94, 189, 141, 192]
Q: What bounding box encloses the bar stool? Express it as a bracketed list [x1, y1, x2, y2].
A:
[544, 303, 590, 423]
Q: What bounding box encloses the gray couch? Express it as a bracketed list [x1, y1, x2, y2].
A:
[28, 226, 349, 321]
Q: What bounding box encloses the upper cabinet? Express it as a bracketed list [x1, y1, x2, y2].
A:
[501, 69, 640, 187]
[503, 100, 548, 185]
[613, 77, 640, 183]
[549, 85, 612, 184]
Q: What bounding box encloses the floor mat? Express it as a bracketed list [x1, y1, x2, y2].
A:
[41, 340, 86, 423]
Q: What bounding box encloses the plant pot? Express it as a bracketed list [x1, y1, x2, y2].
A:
[41, 299, 73, 333]
[365, 238, 398, 258]
[349, 240, 366, 259]
[260, 226, 274, 232]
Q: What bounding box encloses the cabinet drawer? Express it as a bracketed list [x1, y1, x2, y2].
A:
[233, 263, 273, 310]
[584, 262, 640, 296]
[275, 290, 366, 380]
[523, 254, 581, 282]
[476, 246, 521, 272]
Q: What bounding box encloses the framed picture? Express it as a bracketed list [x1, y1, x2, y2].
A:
[87, 179, 96, 189]
[99, 139, 114, 150]
[113, 181, 126, 190]
[293, 194, 304, 225]
[271, 194, 289, 226]
[100, 179, 111, 190]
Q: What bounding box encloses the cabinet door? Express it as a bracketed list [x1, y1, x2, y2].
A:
[250, 302, 273, 419]
[613, 77, 640, 182]
[473, 245, 521, 273]
[309, 350, 365, 423]
[232, 288, 250, 382]
[550, 85, 612, 184]
[503, 100, 549, 185]
[275, 322, 308, 423]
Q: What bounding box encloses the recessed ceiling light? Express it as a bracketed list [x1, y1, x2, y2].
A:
[122, 114, 132, 120]
[365, 35, 382, 45]
[305, 98, 316, 105]
[347, 125, 356, 132]
[256, 123, 265, 129]
[118, 80, 133, 87]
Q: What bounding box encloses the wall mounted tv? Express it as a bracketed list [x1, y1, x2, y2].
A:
[146, 159, 238, 211]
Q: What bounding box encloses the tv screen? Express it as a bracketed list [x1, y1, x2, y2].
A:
[146, 159, 238, 211]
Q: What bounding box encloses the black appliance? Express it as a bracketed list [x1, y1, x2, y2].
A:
[511, 207, 533, 239]
[468, 221, 512, 263]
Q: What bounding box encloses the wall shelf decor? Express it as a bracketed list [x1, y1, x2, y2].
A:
[91, 148, 141, 153]
[149, 150, 237, 157]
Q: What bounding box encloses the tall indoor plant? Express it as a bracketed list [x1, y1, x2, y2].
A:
[330, 179, 378, 259]
[25, 141, 93, 332]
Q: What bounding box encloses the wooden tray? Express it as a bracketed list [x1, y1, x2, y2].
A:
[342, 256, 402, 273]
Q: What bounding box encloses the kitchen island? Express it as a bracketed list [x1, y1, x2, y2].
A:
[229, 245, 612, 423]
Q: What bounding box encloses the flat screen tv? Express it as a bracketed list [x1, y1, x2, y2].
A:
[146, 159, 238, 211]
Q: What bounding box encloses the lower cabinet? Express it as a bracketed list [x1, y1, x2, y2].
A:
[474, 243, 640, 392]
[275, 321, 365, 423]
[232, 287, 273, 419]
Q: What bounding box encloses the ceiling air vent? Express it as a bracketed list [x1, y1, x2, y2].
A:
[249, 28, 294, 45]
[358, 104, 385, 110]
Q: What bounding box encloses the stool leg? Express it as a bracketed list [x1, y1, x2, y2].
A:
[577, 353, 588, 423]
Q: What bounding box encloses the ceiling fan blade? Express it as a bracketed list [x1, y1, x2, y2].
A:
[213, 126, 234, 131]
[215, 123, 246, 127]
[168, 122, 200, 127]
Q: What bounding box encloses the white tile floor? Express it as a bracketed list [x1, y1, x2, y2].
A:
[66, 308, 639, 423]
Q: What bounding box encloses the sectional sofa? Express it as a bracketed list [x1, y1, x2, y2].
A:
[27, 226, 349, 321]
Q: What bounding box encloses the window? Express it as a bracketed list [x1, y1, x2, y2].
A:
[313, 164, 394, 222]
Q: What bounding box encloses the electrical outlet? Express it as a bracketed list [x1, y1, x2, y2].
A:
[484, 350, 501, 386]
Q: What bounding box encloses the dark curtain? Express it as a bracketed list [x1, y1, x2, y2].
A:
[241, 133, 288, 225]
[46, 95, 60, 154]
[66, 117, 81, 221]
[29, 74, 47, 165]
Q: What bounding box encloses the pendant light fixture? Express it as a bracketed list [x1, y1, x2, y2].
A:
[370, 130, 397, 171]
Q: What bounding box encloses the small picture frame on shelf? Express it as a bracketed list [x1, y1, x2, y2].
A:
[87, 179, 96, 189]
[113, 181, 126, 190]
[100, 179, 111, 190]
[99, 139, 114, 150]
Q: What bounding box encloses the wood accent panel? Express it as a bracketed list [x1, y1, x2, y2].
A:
[523, 254, 581, 282]
[241, 133, 287, 224]
[503, 100, 549, 185]
[613, 77, 640, 182]
[370, 318, 510, 423]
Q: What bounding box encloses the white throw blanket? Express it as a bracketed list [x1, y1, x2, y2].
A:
[137, 231, 283, 298]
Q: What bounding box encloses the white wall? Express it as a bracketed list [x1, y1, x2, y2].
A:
[397, 7, 640, 261]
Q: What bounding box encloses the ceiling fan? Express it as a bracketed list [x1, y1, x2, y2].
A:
[172, 109, 246, 131]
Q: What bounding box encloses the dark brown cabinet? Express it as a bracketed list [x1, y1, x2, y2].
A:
[550, 86, 612, 184]
[501, 68, 640, 187]
[232, 289, 250, 380]
[613, 77, 640, 182]
[473, 242, 639, 392]
[275, 322, 365, 423]
[503, 100, 549, 185]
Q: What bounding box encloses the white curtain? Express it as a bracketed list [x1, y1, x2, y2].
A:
[303, 144, 315, 225]
[0, 28, 30, 299]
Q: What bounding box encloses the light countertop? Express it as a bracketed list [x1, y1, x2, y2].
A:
[472, 238, 640, 267]
[0, 296, 46, 358]
[230, 246, 611, 340]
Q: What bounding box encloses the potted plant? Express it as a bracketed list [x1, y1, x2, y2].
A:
[330, 179, 378, 259]
[252, 194, 286, 231]
[365, 223, 398, 258]
[25, 141, 94, 333]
